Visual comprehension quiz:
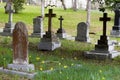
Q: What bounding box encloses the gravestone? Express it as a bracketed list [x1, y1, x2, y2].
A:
[3, 1, 14, 35]
[31, 16, 44, 37]
[56, 16, 66, 39]
[38, 9, 61, 51]
[111, 3, 120, 37]
[75, 22, 90, 42]
[84, 13, 120, 60]
[8, 22, 35, 72]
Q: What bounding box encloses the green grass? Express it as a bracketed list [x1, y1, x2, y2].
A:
[0, 3, 120, 80]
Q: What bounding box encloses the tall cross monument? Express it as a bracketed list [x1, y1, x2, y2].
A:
[95, 13, 111, 51]
[45, 9, 56, 32]
[100, 13, 111, 36]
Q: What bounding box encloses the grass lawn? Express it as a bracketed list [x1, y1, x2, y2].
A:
[0, 3, 120, 80]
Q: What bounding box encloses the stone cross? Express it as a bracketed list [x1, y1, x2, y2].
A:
[7, 1, 14, 26]
[99, 13, 111, 36]
[45, 9, 56, 32]
[58, 16, 64, 29]
[13, 22, 28, 64]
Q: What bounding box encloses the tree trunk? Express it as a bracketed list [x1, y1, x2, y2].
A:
[41, 0, 44, 18]
[86, 0, 91, 27]
[60, 0, 67, 10]
[73, 0, 77, 11]
[0, 0, 2, 3]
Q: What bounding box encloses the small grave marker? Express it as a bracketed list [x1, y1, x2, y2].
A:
[31, 16, 44, 37]
[75, 22, 90, 42]
[56, 16, 66, 38]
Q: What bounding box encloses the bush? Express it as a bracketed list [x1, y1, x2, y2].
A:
[13, 0, 26, 13]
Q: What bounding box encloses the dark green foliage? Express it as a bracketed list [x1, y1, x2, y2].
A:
[92, 0, 120, 10]
[105, 0, 120, 10]
[13, 0, 26, 13]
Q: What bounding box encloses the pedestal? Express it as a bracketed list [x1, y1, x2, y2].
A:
[56, 28, 66, 39]
[111, 26, 120, 37]
[1, 22, 14, 36]
[8, 64, 35, 72]
[84, 35, 120, 60]
[38, 31, 61, 51]
[75, 36, 90, 42]
[31, 33, 45, 38]
[84, 50, 120, 60]
[38, 42, 61, 51]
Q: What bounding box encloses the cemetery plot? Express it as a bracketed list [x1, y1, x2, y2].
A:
[0, 3, 120, 80]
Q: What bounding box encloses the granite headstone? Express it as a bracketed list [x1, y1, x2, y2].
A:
[75, 22, 90, 42]
[111, 3, 120, 37]
[31, 16, 44, 37]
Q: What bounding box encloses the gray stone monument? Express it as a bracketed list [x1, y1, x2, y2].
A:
[75, 22, 90, 42]
[84, 13, 120, 60]
[31, 16, 44, 37]
[111, 3, 120, 37]
[8, 22, 35, 72]
[38, 9, 61, 51]
[56, 16, 66, 39]
[3, 1, 14, 35]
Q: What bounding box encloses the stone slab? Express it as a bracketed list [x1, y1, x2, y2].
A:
[0, 67, 36, 79]
[75, 22, 90, 42]
[38, 42, 61, 51]
[56, 33, 67, 39]
[0, 32, 12, 36]
[3, 23, 15, 33]
[95, 44, 115, 52]
[84, 50, 120, 60]
[111, 30, 120, 37]
[65, 35, 75, 40]
[31, 32, 45, 38]
[8, 64, 35, 72]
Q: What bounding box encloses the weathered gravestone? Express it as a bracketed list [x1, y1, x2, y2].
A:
[0, 22, 36, 79]
[38, 9, 61, 51]
[8, 22, 35, 71]
[31, 16, 44, 37]
[3, 1, 14, 35]
[56, 16, 66, 39]
[84, 13, 120, 60]
[111, 3, 120, 37]
[75, 22, 90, 42]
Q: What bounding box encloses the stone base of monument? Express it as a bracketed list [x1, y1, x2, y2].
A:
[0, 23, 15, 36]
[31, 32, 45, 38]
[56, 28, 67, 39]
[75, 36, 90, 43]
[38, 31, 61, 51]
[84, 50, 120, 60]
[0, 67, 36, 79]
[56, 33, 67, 39]
[111, 30, 120, 37]
[38, 42, 61, 51]
[7, 64, 35, 72]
